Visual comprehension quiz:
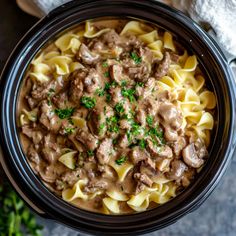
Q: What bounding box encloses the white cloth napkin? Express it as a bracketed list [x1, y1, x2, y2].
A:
[16, 0, 236, 59]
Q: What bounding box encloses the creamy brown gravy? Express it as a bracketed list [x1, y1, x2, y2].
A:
[17, 18, 215, 214]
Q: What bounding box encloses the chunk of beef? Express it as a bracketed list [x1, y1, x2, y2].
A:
[76, 129, 98, 151]
[117, 134, 129, 148]
[158, 102, 182, 130]
[41, 134, 60, 164]
[135, 77, 156, 98]
[119, 119, 131, 130]
[146, 140, 173, 158]
[39, 166, 57, 183]
[83, 68, 102, 93]
[96, 138, 113, 165]
[134, 173, 153, 187]
[155, 157, 171, 172]
[27, 145, 40, 165]
[39, 101, 61, 132]
[68, 68, 87, 103]
[166, 160, 186, 180]
[141, 96, 159, 116]
[135, 109, 146, 127]
[31, 75, 68, 100]
[52, 91, 68, 109]
[61, 169, 81, 187]
[77, 43, 100, 65]
[27, 96, 38, 109]
[102, 29, 122, 47]
[155, 51, 171, 79]
[109, 87, 123, 105]
[87, 105, 109, 137]
[22, 126, 43, 144]
[84, 179, 108, 193]
[171, 136, 187, 157]
[127, 64, 150, 82]
[130, 146, 148, 164]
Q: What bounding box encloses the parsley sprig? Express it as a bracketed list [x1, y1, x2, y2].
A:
[115, 156, 127, 165]
[0, 182, 43, 236]
[55, 107, 75, 119]
[80, 96, 96, 109]
[130, 52, 142, 64]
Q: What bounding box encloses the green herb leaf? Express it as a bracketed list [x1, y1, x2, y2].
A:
[102, 61, 108, 68]
[139, 139, 146, 149]
[114, 102, 125, 114]
[0, 182, 43, 236]
[130, 52, 142, 64]
[121, 88, 136, 102]
[55, 107, 75, 119]
[99, 123, 106, 133]
[95, 88, 105, 97]
[64, 127, 75, 135]
[146, 115, 153, 126]
[136, 82, 144, 87]
[115, 156, 127, 165]
[106, 94, 111, 102]
[80, 96, 96, 109]
[121, 80, 127, 87]
[87, 150, 94, 156]
[106, 116, 119, 133]
[104, 71, 110, 78]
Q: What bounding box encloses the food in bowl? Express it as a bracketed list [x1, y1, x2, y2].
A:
[18, 19, 216, 214]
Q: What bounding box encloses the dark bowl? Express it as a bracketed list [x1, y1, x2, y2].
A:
[1, 0, 236, 235]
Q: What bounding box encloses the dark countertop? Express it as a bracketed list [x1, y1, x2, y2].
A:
[1, 1, 236, 236]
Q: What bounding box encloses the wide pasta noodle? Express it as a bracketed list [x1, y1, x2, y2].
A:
[109, 161, 133, 182]
[58, 150, 77, 170]
[62, 179, 88, 202]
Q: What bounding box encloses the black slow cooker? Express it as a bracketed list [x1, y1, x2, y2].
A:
[0, 0, 236, 235]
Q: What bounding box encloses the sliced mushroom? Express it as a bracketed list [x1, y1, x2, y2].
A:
[182, 143, 204, 168]
[166, 160, 186, 180]
[77, 43, 100, 65]
[110, 64, 123, 84]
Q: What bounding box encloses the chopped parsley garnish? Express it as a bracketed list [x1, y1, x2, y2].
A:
[147, 126, 165, 145]
[114, 102, 125, 114]
[64, 127, 75, 134]
[121, 88, 136, 102]
[104, 81, 117, 91]
[99, 123, 106, 133]
[106, 116, 119, 133]
[115, 156, 127, 165]
[130, 122, 143, 136]
[136, 82, 144, 87]
[80, 96, 96, 109]
[102, 61, 108, 68]
[112, 138, 118, 145]
[121, 80, 127, 87]
[87, 150, 94, 156]
[146, 115, 154, 126]
[95, 88, 105, 97]
[106, 94, 112, 102]
[55, 107, 75, 119]
[139, 139, 147, 149]
[130, 51, 142, 64]
[47, 88, 55, 97]
[104, 71, 110, 78]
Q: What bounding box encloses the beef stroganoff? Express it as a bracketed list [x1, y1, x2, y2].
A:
[18, 19, 216, 214]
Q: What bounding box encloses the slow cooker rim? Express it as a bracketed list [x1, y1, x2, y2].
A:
[0, 0, 235, 234]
